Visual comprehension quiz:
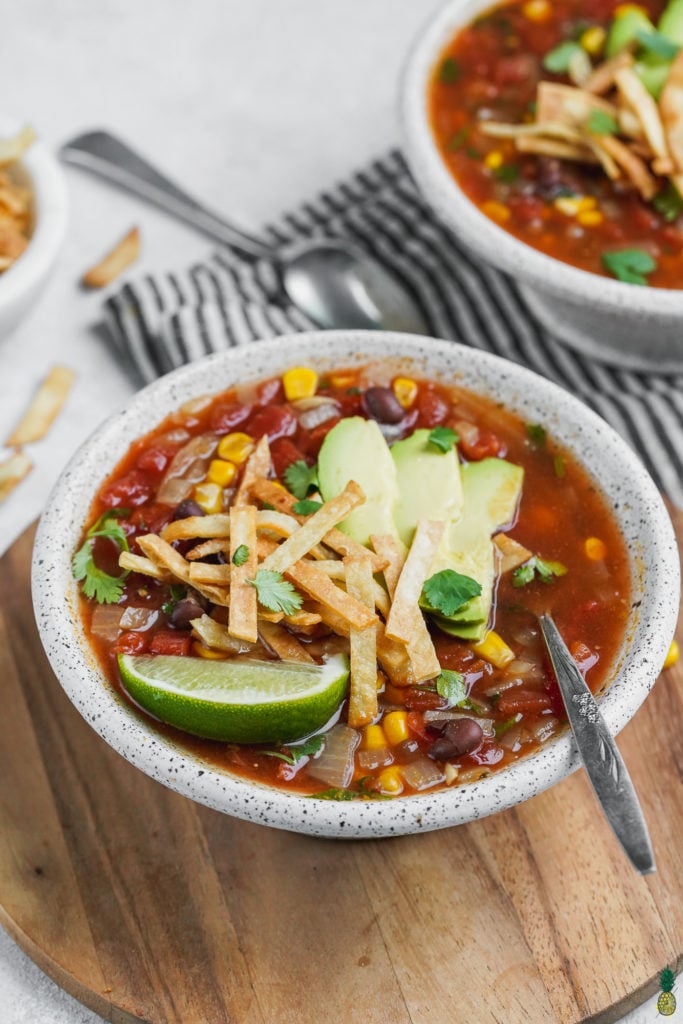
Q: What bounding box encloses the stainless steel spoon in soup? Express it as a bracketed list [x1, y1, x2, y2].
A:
[60, 130, 428, 334]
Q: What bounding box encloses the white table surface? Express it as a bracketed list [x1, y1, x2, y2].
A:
[0, 2, 672, 1021]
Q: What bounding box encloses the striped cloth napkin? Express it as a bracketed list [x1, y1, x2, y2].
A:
[104, 149, 683, 507]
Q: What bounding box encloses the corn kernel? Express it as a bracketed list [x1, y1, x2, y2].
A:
[482, 200, 511, 223]
[615, 3, 646, 16]
[663, 639, 679, 670]
[217, 432, 254, 464]
[392, 377, 418, 408]
[580, 26, 606, 56]
[484, 150, 504, 170]
[207, 459, 237, 487]
[577, 196, 597, 211]
[282, 366, 318, 401]
[584, 536, 607, 560]
[472, 630, 515, 669]
[383, 711, 410, 746]
[330, 372, 356, 389]
[376, 766, 404, 795]
[192, 641, 229, 660]
[522, 0, 550, 22]
[444, 763, 460, 785]
[577, 209, 604, 227]
[362, 724, 387, 750]
[193, 481, 223, 514]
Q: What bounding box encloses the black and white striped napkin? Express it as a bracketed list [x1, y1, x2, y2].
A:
[104, 149, 683, 507]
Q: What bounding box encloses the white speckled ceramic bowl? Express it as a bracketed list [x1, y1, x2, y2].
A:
[0, 117, 67, 338]
[401, 0, 683, 372]
[32, 331, 679, 838]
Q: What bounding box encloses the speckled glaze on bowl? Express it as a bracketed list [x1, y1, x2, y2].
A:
[32, 331, 679, 838]
[401, 0, 683, 372]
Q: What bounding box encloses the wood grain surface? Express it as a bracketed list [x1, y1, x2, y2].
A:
[0, 521, 681, 1024]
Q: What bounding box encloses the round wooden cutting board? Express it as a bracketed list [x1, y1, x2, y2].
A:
[0, 523, 681, 1024]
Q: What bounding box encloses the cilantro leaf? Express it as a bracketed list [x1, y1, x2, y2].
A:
[428, 425, 459, 453]
[439, 57, 461, 83]
[283, 460, 319, 499]
[435, 670, 467, 705]
[525, 422, 547, 447]
[162, 584, 186, 615]
[71, 509, 131, 604]
[513, 556, 568, 588]
[292, 499, 323, 515]
[493, 163, 519, 183]
[264, 733, 326, 765]
[602, 248, 656, 285]
[421, 569, 482, 617]
[542, 40, 583, 73]
[232, 544, 250, 567]
[653, 182, 683, 222]
[554, 454, 566, 478]
[447, 126, 470, 151]
[586, 109, 618, 136]
[636, 28, 680, 60]
[248, 569, 303, 615]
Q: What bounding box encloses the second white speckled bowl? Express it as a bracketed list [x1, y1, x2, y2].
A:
[32, 331, 679, 838]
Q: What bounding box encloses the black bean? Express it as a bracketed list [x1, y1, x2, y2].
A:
[168, 596, 206, 630]
[173, 499, 205, 520]
[428, 718, 484, 761]
[361, 386, 404, 424]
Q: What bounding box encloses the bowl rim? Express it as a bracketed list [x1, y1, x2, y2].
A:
[0, 116, 68, 304]
[31, 330, 680, 838]
[400, 0, 683, 314]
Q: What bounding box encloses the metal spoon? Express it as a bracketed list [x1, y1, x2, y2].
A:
[539, 613, 655, 876]
[60, 130, 428, 334]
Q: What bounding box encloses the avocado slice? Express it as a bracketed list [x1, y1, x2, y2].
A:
[390, 428, 463, 547]
[426, 458, 523, 641]
[659, 0, 683, 44]
[606, 7, 655, 58]
[317, 417, 401, 547]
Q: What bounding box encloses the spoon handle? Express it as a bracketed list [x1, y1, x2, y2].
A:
[60, 129, 272, 260]
[540, 614, 656, 876]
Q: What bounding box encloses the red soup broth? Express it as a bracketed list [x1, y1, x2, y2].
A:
[77, 367, 631, 799]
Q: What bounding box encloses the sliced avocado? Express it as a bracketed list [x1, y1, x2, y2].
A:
[317, 417, 401, 547]
[635, 57, 672, 98]
[391, 429, 463, 547]
[426, 458, 523, 642]
[606, 8, 655, 58]
[659, 0, 683, 44]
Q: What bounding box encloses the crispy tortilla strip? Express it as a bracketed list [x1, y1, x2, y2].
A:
[255, 509, 300, 537]
[589, 132, 658, 198]
[186, 538, 232, 561]
[82, 227, 140, 288]
[257, 609, 285, 623]
[0, 126, 36, 166]
[537, 82, 618, 127]
[614, 67, 672, 168]
[251, 478, 387, 571]
[373, 534, 438, 680]
[384, 519, 443, 684]
[188, 562, 232, 585]
[234, 435, 272, 506]
[118, 551, 173, 581]
[346, 556, 378, 728]
[618, 106, 645, 140]
[6, 366, 75, 446]
[568, 47, 592, 88]
[190, 614, 255, 653]
[515, 136, 598, 162]
[371, 534, 406, 597]
[312, 559, 390, 617]
[284, 610, 322, 627]
[0, 450, 32, 504]
[229, 504, 258, 643]
[306, 600, 414, 686]
[481, 120, 586, 143]
[162, 514, 231, 543]
[137, 533, 191, 582]
[258, 620, 315, 663]
[660, 50, 683, 173]
[585, 137, 622, 179]
[285, 560, 376, 631]
[260, 481, 365, 574]
[584, 50, 634, 95]
[493, 533, 532, 573]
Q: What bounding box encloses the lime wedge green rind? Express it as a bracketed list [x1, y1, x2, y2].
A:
[118, 652, 349, 744]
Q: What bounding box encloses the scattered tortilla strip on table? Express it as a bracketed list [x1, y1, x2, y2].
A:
[6, 366, 75, 446]
[234, 436, 272, 506]
[0, 450, 32, 504]
[82, 226, 140, 288]
[258, 619, 315, 663]
[345, 555, 378, 728]
[228, 504, 258, 643]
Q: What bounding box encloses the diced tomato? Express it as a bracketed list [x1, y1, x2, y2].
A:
[149, 631, 192, 656]
[459, 428, 505, 461]
[569, 640, 599, 674]
[116, 631, 149, 655]
[270, 438, 307, 478]
[493, 54, 538, 87]
[403, 688, 446, 711]
[100, 469, 154, 508]
[406, 711, 432, 743]
[257, 377, 284, 405]
[209, 402, 252, 434]
[136, 444, 180, 476]
[129, 502, 174, 536]
[247, 405, 297, 442]
[508, 194, 546, 225]
[301, 417, 342, 458]
[415, 384, 451, 427]
[497, 690, 554, 715]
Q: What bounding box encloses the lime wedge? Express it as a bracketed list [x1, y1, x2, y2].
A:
[118, 652, 349, 744]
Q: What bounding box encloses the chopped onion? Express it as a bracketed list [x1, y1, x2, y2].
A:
[424, 710, 495, 737]
[454, 420, 479, 447]
[157, 433, 218, 504]
[484, 676, 525, 697]
[298, 403, 339, 430]
[505, 659, 543, 683]
[510, 623, 539, 647]
[527, 715, 559, 744]
[180, 395, 213, 416]
[402, 757, 445, 792]
[377, 421, 407, 442]
[90, 604, 124, 643]
[457, 766, 491, 784]
[120, 607, 159, 631]
[293, 396, 339, 412]
[358, 748, 393, 771]
[306, 725, 360, 788]
[498, 725, 523, 751]
[156, 428, 191, 446]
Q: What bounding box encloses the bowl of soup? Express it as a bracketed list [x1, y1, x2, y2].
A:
[32, 330, 678, 837]
[402, 0, 683, 370]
